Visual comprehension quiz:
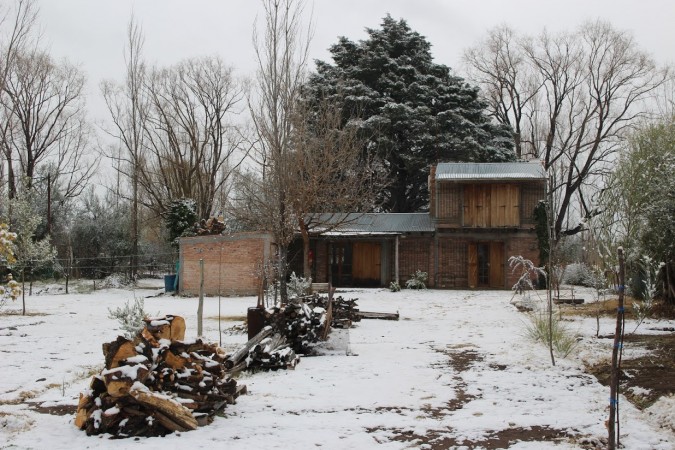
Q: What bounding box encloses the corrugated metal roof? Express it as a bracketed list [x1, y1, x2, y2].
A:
[308, 213, 434, 235]
[436, 162, 546, 181]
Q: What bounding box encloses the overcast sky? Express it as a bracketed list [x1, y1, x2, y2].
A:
[36, 0, 675, 124]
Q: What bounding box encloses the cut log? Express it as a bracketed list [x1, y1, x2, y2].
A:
[357, 311, 399, 320]
[103, 364, 150, 397]
[74, 392, 93, 429]
[553, 298, 585, 305]
[102, 336, 138, 369]
[225, 325, 274, 369]
[144, 315, 186, 341]
[130, 389, 198, 431]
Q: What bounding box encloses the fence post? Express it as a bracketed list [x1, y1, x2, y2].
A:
[197, 258, 204, 338]
[608, 247, 626, 449]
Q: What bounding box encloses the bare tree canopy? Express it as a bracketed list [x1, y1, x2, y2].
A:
[0, 46, 96, 202]
[464, 20, 669, 241]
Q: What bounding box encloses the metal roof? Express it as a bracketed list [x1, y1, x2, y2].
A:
[308, 213, 434, 235]
[435, 162, 546, 181]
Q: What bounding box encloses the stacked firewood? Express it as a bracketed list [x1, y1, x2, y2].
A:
[303, 294, 361, 329]
[193, 216, 226, 235]
[75, 315, 246, 438]
[225, 326, 300, 372]
[264, 299, 327, 354]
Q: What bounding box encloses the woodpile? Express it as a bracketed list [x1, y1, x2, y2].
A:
[226, 326, 300, 372]
[263, 299, 327, 354]
[193, 215, 226, 235]
[75, 315, 246, 438]
[302, 294, 361, 329]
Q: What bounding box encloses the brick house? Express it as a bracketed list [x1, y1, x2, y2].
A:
[299, 162, 546, 289]
[179, 232, 274, 296]
[179, 162, 546, 294]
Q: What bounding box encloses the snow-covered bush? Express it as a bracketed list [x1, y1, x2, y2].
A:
[389, 281, 401, 292]
[509, 255, 546, 294]
[99, 273, 134, 289]
[107, 297, 148, 339]
[287, 272, 311, 299]
[405, 270, 427, 289]
[0, 224, 21, 308]
[562, 262, 595, 286]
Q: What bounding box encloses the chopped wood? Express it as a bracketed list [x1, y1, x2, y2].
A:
[358, 311, 400, 320]
[76, 315, 246, 438]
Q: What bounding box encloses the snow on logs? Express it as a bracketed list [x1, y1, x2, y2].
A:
[75, 315, 246, 437]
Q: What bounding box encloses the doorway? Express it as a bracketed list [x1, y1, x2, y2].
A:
[468, 241, 504, 288]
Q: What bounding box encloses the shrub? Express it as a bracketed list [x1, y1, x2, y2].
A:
[562, 262, 595, 287]
[288, 272, 311, 299]
[107, 297, 148, 339]
[389, 281, 401, 292]
[524, 312, 579, 358]
[405, 270, 428, 289]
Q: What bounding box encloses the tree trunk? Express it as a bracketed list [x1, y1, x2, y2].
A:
[299, 217, 311, 280]
[608, 247, 626, 449]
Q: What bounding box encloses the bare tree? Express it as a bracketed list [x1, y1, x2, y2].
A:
[101, 16, 148, 277]
[0, 49, 97, 203]
[464, 21, 668, 242]
[289, 96, 384, 279]
[248, 0, 312, 302]
[139, 56, 248, 220]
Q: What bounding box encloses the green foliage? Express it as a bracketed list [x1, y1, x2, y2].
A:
[534, 201, 549, 266]
[107, 297, 148, 339]
[389, 281, 401, 292]
[600, 117, 675, 302]
[632, 256, 660, 332]
[405, 270, 428, 289]
[7, 189, 58, 278]
[0, 223, 21, 306]
[164, 198, 198, 248]
[524, 312, 579, 358]
[305, 15, 514, 212]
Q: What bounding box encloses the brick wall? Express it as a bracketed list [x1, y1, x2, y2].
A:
[179, 233, 274, 296]
[437, 238, 469, 288]
[398, 237, 434, 287]
[505, 235, 541, 289]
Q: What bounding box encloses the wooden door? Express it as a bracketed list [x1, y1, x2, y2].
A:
[468, 243, 478, 288]
[489, 241, 505, 288]
[352, 242, 381, 286]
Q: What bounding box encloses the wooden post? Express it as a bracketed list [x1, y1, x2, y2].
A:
[198, 258, 204, 338]
[394, 236, 399, 285]
[608, 247, 626, 450]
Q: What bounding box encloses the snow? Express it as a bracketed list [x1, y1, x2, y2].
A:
[0, 284, 673, 449]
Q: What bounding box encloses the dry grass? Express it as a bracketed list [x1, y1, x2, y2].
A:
[559, 296, 675, 320]
[204, 315, 246, 322]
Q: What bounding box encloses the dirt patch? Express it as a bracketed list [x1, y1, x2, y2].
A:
[587, 333, 675, 409]
[561, 297, 675, 320]
[368, 425, 577, 449]
[27, 403, 77, 416]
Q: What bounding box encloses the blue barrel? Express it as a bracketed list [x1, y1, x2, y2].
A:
[164, 274, 177, 292]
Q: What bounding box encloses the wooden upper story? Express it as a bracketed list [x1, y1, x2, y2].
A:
[429, 162, 546, 229]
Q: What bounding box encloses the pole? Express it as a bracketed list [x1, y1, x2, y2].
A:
[197, 258, 204, 338]
[608, 247, 626, 449]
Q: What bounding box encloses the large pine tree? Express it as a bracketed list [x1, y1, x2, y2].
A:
[305, 15, 514, 212]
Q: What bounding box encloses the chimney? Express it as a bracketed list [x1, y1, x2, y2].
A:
[429, 164, 437, 218]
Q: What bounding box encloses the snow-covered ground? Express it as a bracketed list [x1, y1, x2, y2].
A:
[0, 283, 673, 449]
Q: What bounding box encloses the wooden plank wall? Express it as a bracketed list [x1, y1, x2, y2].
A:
[463, 184, 520, 227]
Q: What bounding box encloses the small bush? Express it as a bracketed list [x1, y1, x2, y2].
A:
[524, 312, 579, 358]
[405, 270, 428, 290]
[288, 272, 311, 299]
[108, 297, 148, 339]
[389, 281, 401, 292]
[562, 262, 595, 287]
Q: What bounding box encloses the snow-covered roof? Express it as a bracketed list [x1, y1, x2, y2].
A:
[308, 213, 434, 235]
[435, 162, 546, 181]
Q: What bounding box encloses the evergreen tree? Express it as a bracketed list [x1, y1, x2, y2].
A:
[305, 15, 514, 212]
